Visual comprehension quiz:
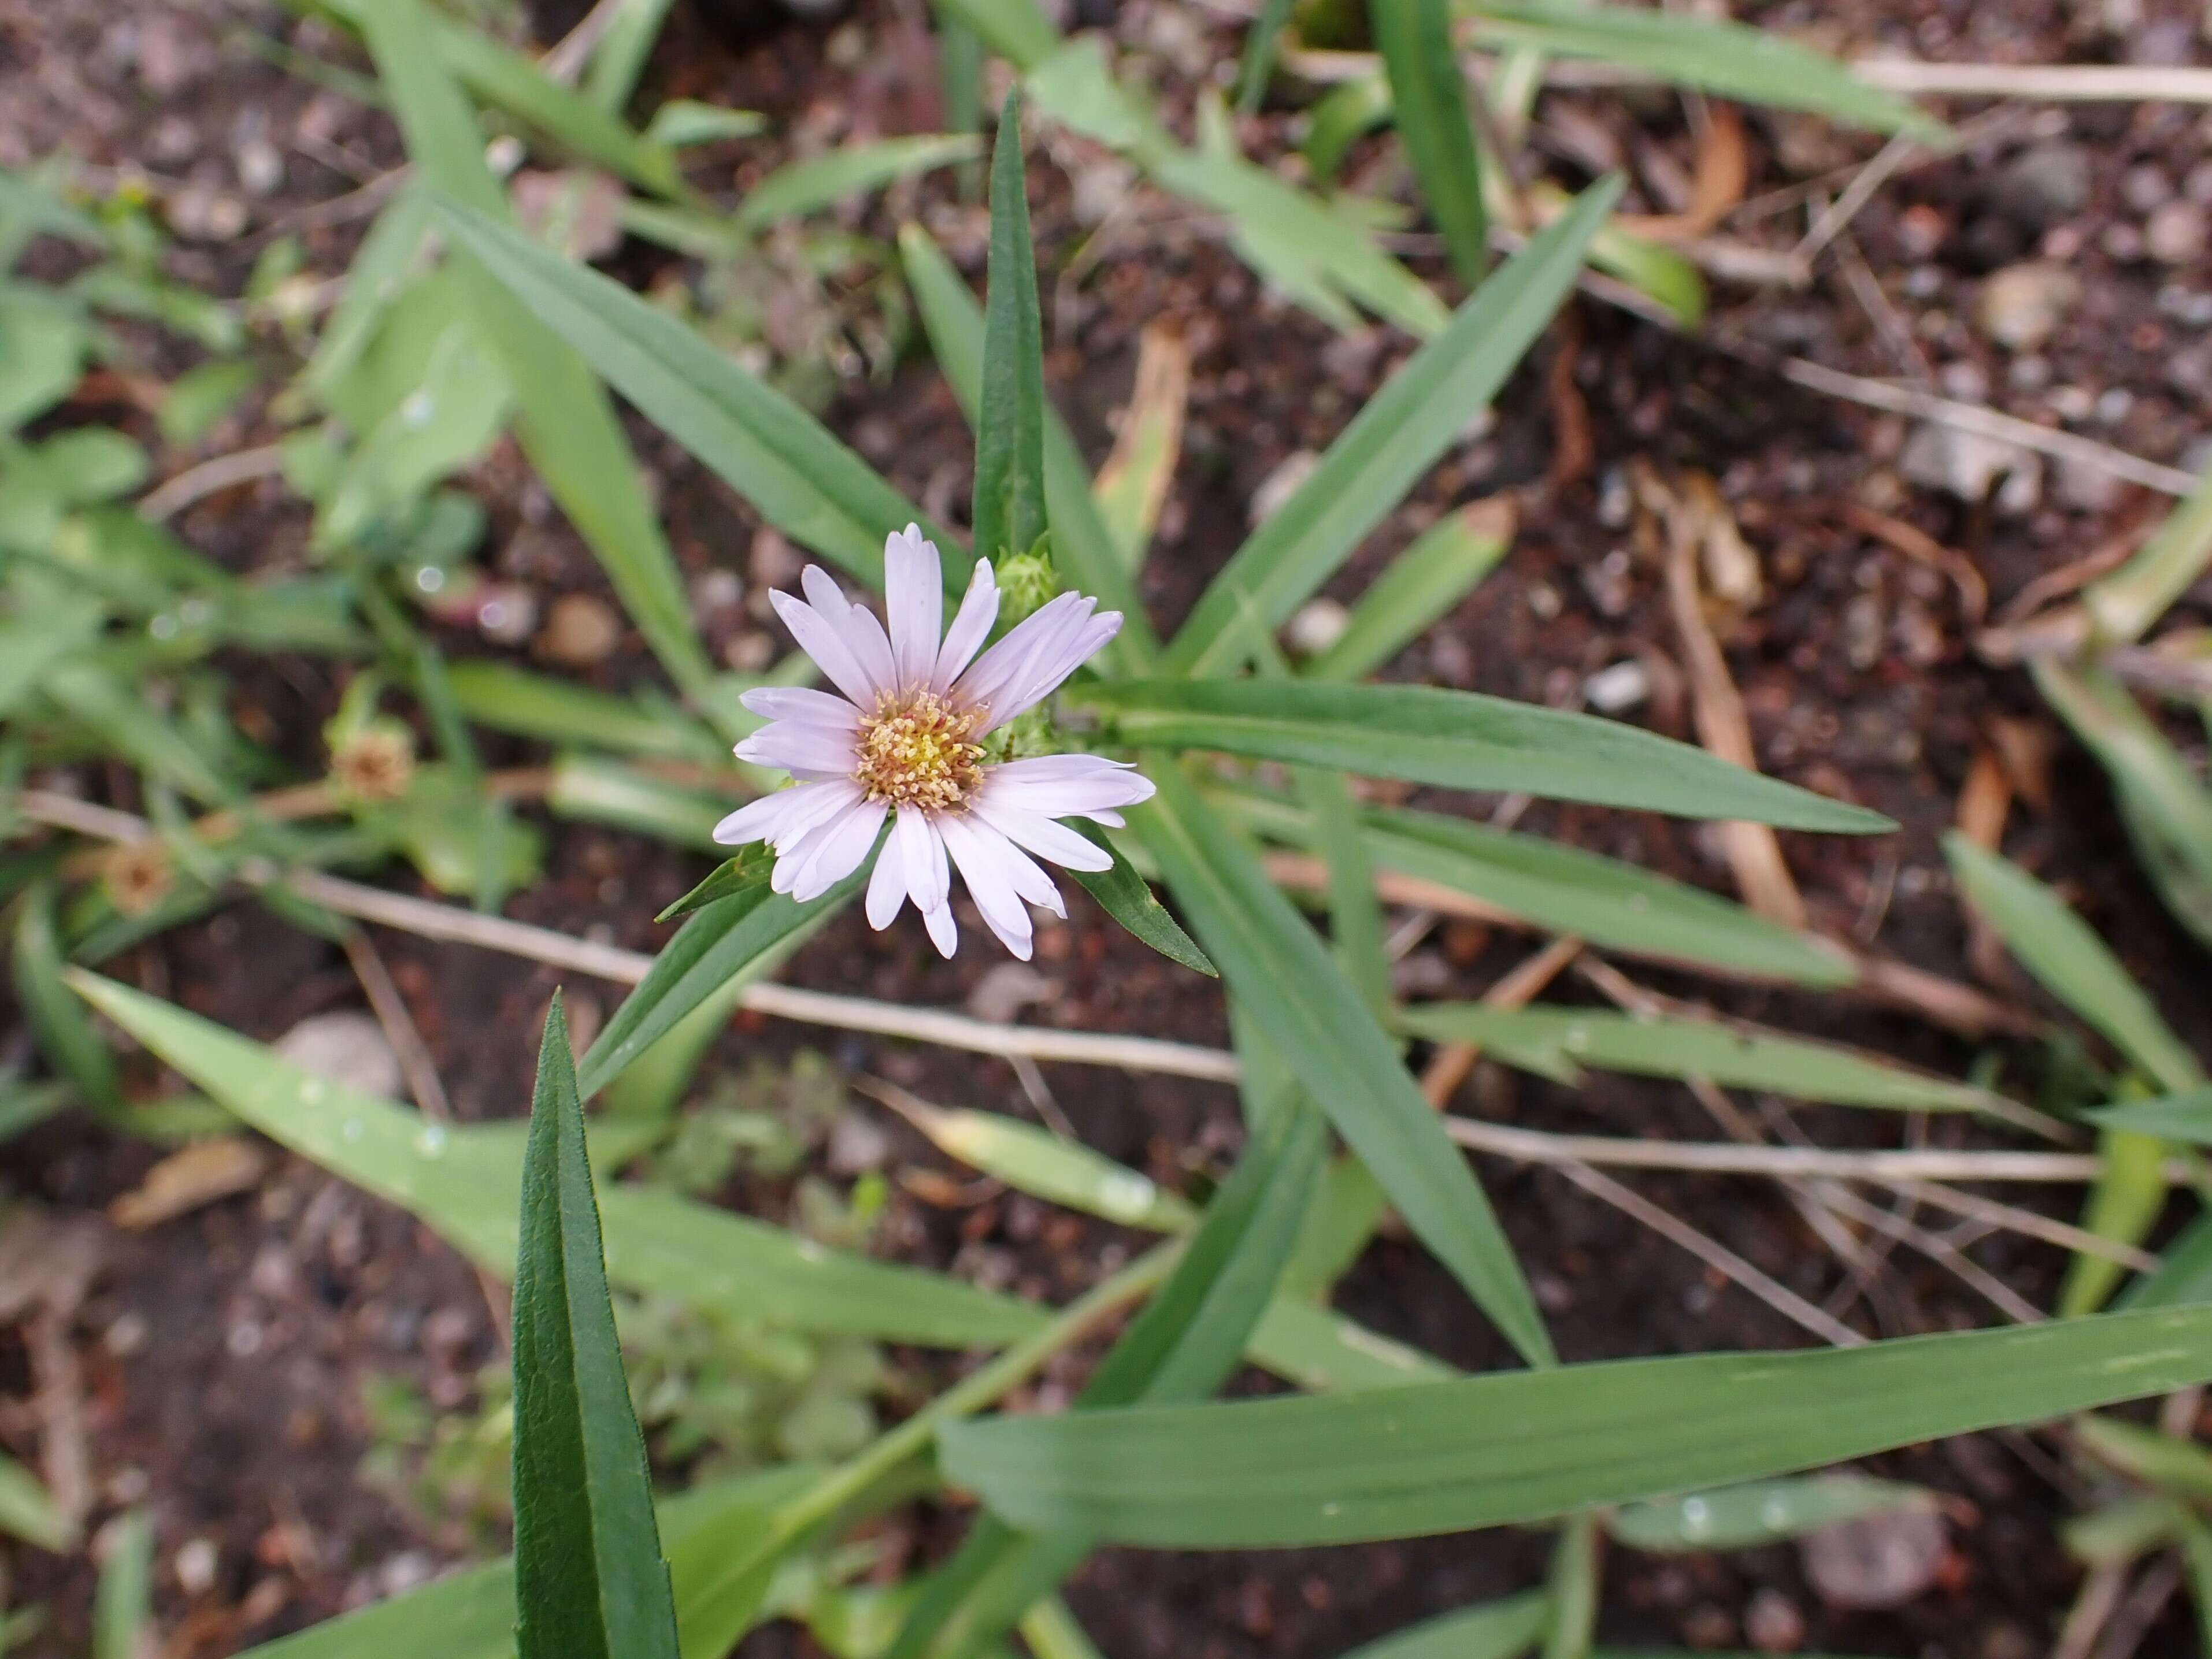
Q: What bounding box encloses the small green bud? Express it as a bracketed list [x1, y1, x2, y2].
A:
[994, 533, 1058, 624]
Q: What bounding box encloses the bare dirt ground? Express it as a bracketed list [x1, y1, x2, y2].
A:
[6, 0, 2212, 1654]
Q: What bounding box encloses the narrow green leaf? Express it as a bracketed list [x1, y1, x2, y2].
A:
[931, 0, 1062, 71]
[1943, 834, 2203, 1096]
[545, 755, 730, 852]
[1164, 176, 1620, 674]
[576, 863, 867, 1098]
[512, 996, 681, 1659]
[322, 0, 683, 195]
[92, 1509, 151, 1659]
[432, 196, 944, 591]
[1085, 680, 1893, 833]
[1137, 765, 1553, 1365]
[1542, 1513, 1598, 1659]
[940, 1305, 2212, 1547]
[739, 135, 981, 229]
[2036, 659, 2212, 952]
[2061, 1127, 2167, 1319]
[1463, 1, 1948, 143]
[1066, 822, 1214, 975]
[895, 221, 1151, 662]
[1245, 1295, 1455, 1391]
[65, 972, 1038, 1348]
[1606, 1476, 1929, 1554]
[882, 1090, 1199, 1231]
[13, 881, 123, 1111]
[895, 1098, 1329, 1659]
[1306, 502, 1513, 681]
[1235, 0, 1300, 113]
[1299, 766, 1391, 1016]
[1395, 1003, 2000, 1114]
[446, 661, 723, 762]
[1375, 0, 1488, 287]
[1304, 77, 1396, 189]
[359, 0, 713, 696]
[972, 92, 1048, 564]
[586, 0, 681, 112]
[645, 101, 767, 148]
[654, 849, 772, 923]
[2083, 462, 2212, 643]
[1338, 1593, 1548, 1659]
[43, 663, 233, 803]
[235, 1471, 817, 1659]
[2088, 1089, 2212, 1143]
[2076, 1414, 2212, 1504]
[1222, 787, 1855, 986]
[0, 1450, 73, 1553]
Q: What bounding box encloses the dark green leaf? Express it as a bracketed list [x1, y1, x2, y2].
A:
[512, 996, 681, 1659]
[941, 1306, 2212, 1547]
[1136, 764, 1553, 1365]
[655, 849, 772, 923]
[1374, 0, 1488, 287]
[1066, 822, 1214, 975]
[432, 197, 944, 592]
[1464, 2, 1948, 143]
[1337, 1593, 1548, 1659]
[1162, 177, 1620, 674]
[1235, 0, 1299, 113]
[576, 861, 869, 1098]
[2089, 1089, 2212, 1144]
[1083, 680, 1894, 833]
[972, 92, 1048, 564]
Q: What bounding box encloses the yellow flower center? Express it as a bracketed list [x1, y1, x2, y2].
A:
[853, 691, 984, 812]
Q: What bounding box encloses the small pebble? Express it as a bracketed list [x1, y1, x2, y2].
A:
[1800, 1506, 1948, 1610]
[1744, 1588, 1805, 1654]
[536, 592, 623, 667]
[1249, 450, 1320, 525]
[175, 1538, 220, 1597]
[2147, 199, 2209, 265]
[1976, 262, 2078, 351]
[1584, 660, 1651, 714]
[2122, 161, 2174, 213]
[1285, 597, 1351, 656]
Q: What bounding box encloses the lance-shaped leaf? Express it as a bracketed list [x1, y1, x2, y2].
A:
[898, 221, 1151, 662]
[1395, 1004, 2002, 1114]
[1163, 177, 1620, 675]
[1066, 822, 1214, 975]
[1136, 764, 1553, 1365]
[64, 972, 1038, 1348]
[972, 92, 1047, 564]
[1374, 0, 1488, 287]
[512, 996, 681, 1659]
[1305, 500, 1513, 682]
[941, 1306, 2212, 1547]
[359, 0, 712, 696]
[1944, 834, 2203, 1095]
[575, 862, 866, 1098]
[1463, 1, 1948, 143]
[1083, 680, 1892, 833]
[1337, 1593, 1549, 1659]
[428, 198, 948, 592]
[1220, 786, 1854, 986]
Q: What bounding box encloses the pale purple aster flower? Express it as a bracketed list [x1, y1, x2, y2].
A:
[713, 525, 1155, 959]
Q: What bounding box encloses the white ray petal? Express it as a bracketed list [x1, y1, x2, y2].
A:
[883, 525, 944, 691]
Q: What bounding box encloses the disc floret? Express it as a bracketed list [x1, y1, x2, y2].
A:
[854, 690, 984, 812]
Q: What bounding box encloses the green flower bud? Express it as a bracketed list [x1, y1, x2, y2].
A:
[994, 535, 1058, 624]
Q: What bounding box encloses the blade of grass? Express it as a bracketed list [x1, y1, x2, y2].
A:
[1235, 0, 1300, 113]
[940, 1305, 2212, 1546]
[736, 135, 982, 229]
[1137, 764, 1554, 1366]
[1462, 1, 1948, 142]
[1081, 679, 1893, 832]
[1305, 500, 1513, 680]
[1164, 177, 1620, 674]
[1338, 1593, 1549, 1659]
[1395, 1003, 2003, 1114]
[896, 220, 1151, 662]
[972, 92, 1047, 565]
[358, 0, 714, 699]
[512, 996, 681, 1659]
[64, 971, 1038, 1347]
[432, 197, 947, 592]
[1375, 0, 1489, 287]
[1943, 834, 2203, 1096]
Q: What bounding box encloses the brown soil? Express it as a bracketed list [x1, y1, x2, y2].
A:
[5, 1, 2211, 1656]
